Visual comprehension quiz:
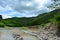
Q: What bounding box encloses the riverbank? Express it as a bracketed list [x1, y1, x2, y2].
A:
[0, 26, 60, 40]
[0, 27, 39, 40]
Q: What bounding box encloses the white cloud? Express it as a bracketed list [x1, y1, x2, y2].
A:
[2, 14, 12, 19]
[0, 13, 12, 19]
[0, 6, 24, 19]
[0, 0, 54, 19]
[8, 0, 53, 13]
[0, 0, 53, 12]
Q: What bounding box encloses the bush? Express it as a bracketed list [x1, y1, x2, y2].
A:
[0, 23, 5, 27]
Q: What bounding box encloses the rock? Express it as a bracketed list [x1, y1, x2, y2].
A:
[34, 29, 60, 40]
[17, 37, 23, 40]
[12, 34, 23, 40]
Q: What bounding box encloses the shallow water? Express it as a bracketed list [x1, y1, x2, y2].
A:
[0, 28, 39, 40]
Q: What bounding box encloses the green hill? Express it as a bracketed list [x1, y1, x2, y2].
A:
[0, 9, 60, 27]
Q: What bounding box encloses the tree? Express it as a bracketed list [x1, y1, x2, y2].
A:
[48, 0, 60, 10]
[0, 15, 2, 19]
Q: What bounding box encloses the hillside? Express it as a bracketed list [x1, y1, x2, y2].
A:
[0, 9, 60, 27]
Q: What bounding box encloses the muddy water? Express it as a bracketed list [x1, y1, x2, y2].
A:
[0, 28, 39, 40]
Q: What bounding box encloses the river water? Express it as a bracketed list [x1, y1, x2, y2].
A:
[0, 28, 39, 40]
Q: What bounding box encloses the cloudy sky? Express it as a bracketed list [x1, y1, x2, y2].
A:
[0, 0, 54, 19]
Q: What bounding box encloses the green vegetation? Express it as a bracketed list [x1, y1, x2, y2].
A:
[53, 11, 60, 37]
[0, 15, 2, 20]
[0, 9, 60, 27]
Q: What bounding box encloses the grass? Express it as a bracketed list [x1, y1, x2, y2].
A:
[20, 27, 29, 30]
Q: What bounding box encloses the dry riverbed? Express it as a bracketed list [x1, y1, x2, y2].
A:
[0, 27, 60, 40]
[0, 27, 39, 40]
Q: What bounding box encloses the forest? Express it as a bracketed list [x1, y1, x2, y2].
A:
[0, 9, 60, 27]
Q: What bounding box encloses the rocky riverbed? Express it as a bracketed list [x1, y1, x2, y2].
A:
[0, 27, 60, 40]
[0, 28, 39, 40]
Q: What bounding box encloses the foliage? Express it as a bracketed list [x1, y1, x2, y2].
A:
[0, 9, 60, 27]
[53, 11, 60, 37]
[0, 15, 2, 20]
[54, 12, 60, 27]
[0, 22, 5, 27]
[48, 0, 60, 10]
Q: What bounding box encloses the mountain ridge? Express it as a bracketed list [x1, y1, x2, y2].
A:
[0, 9, 60, 27]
